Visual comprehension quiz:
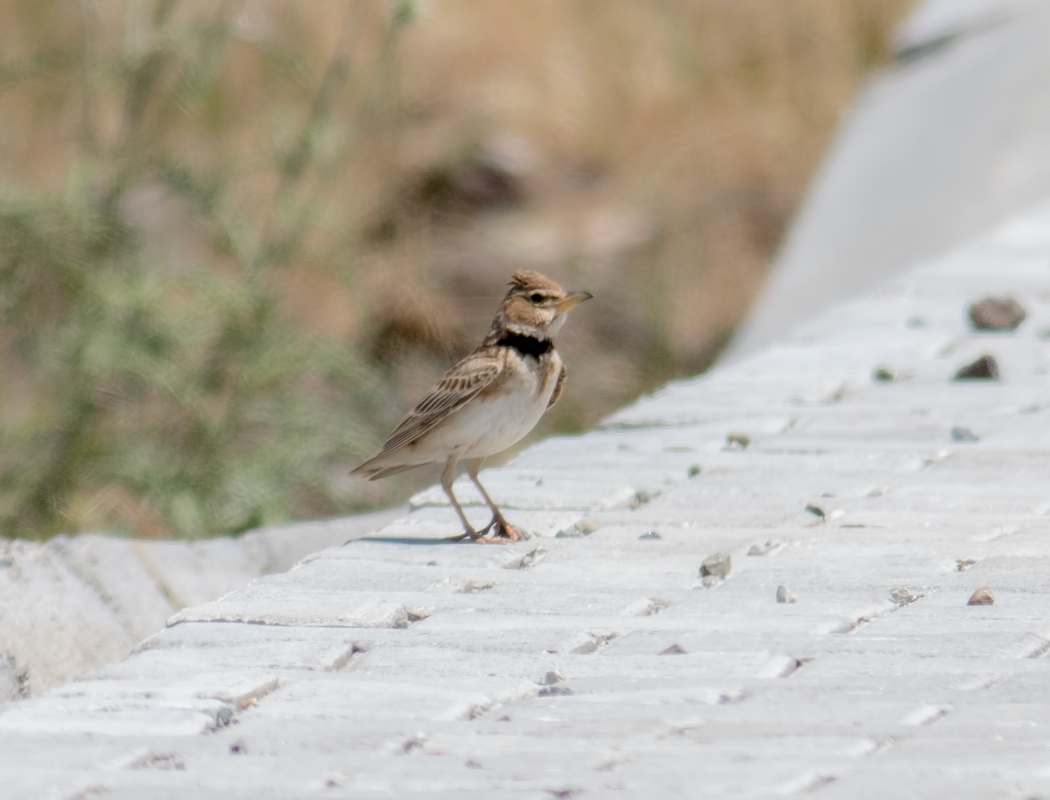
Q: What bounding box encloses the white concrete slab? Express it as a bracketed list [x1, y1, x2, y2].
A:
[5, 200, 1050, 796]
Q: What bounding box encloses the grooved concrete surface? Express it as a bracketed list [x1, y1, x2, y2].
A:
[3, 205, 1050, 798]
[0, 510, 402, 698]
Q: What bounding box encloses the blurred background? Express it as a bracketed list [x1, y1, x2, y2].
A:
[0, 0, 914, 541]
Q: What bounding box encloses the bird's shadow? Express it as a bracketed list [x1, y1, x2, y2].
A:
[348, 533, 524, 547]
[348, 535, 469, 546]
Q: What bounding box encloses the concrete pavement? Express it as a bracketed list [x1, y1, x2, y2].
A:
[2, 203, 1050, 797]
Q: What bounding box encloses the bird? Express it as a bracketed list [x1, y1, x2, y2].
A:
[352, 270, 592, 544]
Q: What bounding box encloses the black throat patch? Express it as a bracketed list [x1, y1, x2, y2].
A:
[496, 333, 553, 358]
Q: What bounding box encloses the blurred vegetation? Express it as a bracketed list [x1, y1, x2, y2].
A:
[0, 0, 912, 540]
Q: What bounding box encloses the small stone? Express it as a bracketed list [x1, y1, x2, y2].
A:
[968, 297, 1026, 331]
[747, 540, 783, 556]
[514, 547, 545, 570]
[967, 586, 995, 606]
[638, 530, 662, 540]
[544, 788, 579, 799]
[956, 558, 977, 572]
[889, 587, 923, 606]
[229, 740, 247, 755]
[700, 552, 732, 579]
[659, 644, 686, 655]
[804, 504, 826, 520]
[543, 669, 564, 686]
[630, 490, 652, 509]
[624, 597, 666, 616]
[775, 585, 797, 604]
[556, 519, 600, 538]
[953, 354, 999, 381]
[724, 433, 750, 451]
[872, 365, 897, 382]
[687, 464, 702, 477]
[455, 580, 495, 594]
[951, 426, 979, 442]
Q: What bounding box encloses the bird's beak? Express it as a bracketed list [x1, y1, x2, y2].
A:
[553, 291, 593, 314]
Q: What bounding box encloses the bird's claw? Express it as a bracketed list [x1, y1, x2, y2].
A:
[487, 516, 523, 543]
[447, 516, 523, 544]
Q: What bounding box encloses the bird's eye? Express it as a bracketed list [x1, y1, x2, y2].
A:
[530, 293, 544, 303]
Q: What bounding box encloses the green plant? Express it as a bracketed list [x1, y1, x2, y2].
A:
[0, 1, 412, 539]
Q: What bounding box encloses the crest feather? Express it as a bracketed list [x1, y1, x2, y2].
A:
[508, 270, 563, 294]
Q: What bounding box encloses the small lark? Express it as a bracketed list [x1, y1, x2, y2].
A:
[352, 271, 592, 543]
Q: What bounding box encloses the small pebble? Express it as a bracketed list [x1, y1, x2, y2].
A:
[953, 354, 999, 381]
[556, 520, 600, 538]
[700, 552, 732, 579]
[724, 433, 750, 451]
[545, 788, 579, 799]
[775, 585, 797, 604]
[747, 540, 782, 556]
[956, 558, 977, 572]
[968, 296, 1026, 331]
[967, 586, 995, 606]
[872, 365, 897, 382]
[951, 426, 979, 442]
[687, 464, 702, 477]
[638, 530, 662, 541]
[543, 669, 564, 686]
[889, 587, 923, 606]
[804, 504, 826, 520]
[659, 644, 686, 655]
[630, 490, 652, 509]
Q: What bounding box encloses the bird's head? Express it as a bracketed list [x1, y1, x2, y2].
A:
[495, 270, 593, 340]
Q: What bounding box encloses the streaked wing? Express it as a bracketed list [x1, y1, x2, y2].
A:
[375, 352, 504, 455]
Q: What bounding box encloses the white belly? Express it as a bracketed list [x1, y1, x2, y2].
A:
[419, 359, 558, 459]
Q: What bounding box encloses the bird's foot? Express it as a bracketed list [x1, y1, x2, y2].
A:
[446, 527, 512, 545]
[446, 517, 523, 544]
[486, 516, 524, 543]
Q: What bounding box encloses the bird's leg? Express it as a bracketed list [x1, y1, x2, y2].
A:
[441, 456, 507, 544]
[466, 458, 523, 542]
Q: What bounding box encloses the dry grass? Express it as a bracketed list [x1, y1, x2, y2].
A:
[359, 0, 915, 428]
[0, 0, 914, 536]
